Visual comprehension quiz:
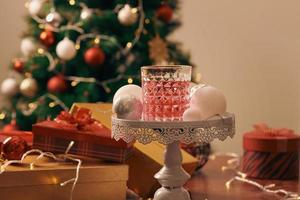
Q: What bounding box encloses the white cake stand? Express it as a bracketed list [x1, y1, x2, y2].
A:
[111, 113, 235, 200]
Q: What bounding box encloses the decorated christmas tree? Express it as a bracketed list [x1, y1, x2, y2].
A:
[0, 0, 192, 131]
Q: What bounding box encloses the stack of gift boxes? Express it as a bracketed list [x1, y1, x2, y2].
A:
[0, 103, 198, 200]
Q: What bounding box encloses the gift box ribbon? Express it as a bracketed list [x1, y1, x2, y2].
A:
[253, 123, 295, 138]
[55, 106, 104, 131]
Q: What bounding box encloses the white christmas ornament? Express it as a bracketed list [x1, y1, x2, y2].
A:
[46, 10, 62, 27]
[190, 83, 206, 97]
[28, 0, 43, 15]
[113, 95, 143, 120]
[20, 37, 37, 57]
[56, 37, 77, 60]
[182, 107, 202, 121]
[1, 78, 19, 97]
[188, 85, 227, 120]
[118, 4, 138, 26]
[113, 84, 142, 103]
[80, 7, 93, 20]
[20, 77, 38, 97]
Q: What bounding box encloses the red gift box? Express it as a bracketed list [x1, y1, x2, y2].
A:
[32, 106, 134, 162]
[242, 123, 300, 180]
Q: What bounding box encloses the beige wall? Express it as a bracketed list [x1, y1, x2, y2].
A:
[1, 1, 300, 153]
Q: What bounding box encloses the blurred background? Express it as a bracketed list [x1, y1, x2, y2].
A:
[1, 0, 300, 153]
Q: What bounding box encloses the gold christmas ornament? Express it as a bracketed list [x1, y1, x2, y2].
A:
[148, 35, 169, 64]
[20, 77, 38, 97]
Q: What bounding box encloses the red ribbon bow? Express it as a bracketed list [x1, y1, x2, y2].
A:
[253, 123, 295, 137]
[55, 106, 103, 131]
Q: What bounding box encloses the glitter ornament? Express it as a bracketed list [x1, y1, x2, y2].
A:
[148, 35, 169, 64]
[113, 95, 143, 120]
[20, 77, 38, 97]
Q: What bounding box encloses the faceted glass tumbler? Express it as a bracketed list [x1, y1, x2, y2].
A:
[141, 65, 192, 121]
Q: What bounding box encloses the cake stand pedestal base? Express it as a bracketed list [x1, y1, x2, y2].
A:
[154, 141, 191, 200]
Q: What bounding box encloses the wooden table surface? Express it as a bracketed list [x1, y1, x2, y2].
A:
[186, 156, 300, 200]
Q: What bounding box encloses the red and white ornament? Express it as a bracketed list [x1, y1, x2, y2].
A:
[118, 4, 138, 26]
[84, 47, 105, 67]
[39, 30, 55, 47]
[47, 75, 68, 93]
[46, 10, 62, 27]
[56, 37, 77, 61]
[156, 5, 173, 23]
[1, 78, 19, 97]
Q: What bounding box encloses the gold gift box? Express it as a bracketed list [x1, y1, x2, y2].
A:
[71, 103, 198, 198]
[0, 156, 128, 200]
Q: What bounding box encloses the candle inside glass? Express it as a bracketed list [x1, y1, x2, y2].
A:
[141, 65, 192, 121]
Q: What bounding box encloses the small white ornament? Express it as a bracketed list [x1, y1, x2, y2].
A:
[183, 107, 202, 121]
[113, 84, 142, 103]
[190, 83, 206, 98]
[80, 7, 93, 20]
[20, 37, 37, 57]
[56, 37, 77, 60]
[1, 78, 19, 97]
[46, 10, 62, 27]
[20, 77, 38, 97]
[113, 95, 143, 120]
[28, 0, 43, 15]
[190, 85, 227, 120]
[118, 4, 138, 26]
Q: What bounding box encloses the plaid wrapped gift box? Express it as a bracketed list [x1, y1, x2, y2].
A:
[32, 106, 134, 162]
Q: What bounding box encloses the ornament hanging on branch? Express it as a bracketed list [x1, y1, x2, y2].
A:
[156, 4, 173, 23]
[20, 37, 37, 57]
[56, 37, 77, 61]
[28, 0, 44, 16]
[47, 75, 68, 93]
[148, 35, 169, 64]
[20, 77, 38, 97]
[13, 59, 24, 73]
[84, 47, 105, 67]
[80, 7, 93, 20]
[118, 4, 138, 26]
[2, 120, 20, 132]
[45, 10, 62, 27]
[1, 78, 19, 97]
[39, 30, 55, 47]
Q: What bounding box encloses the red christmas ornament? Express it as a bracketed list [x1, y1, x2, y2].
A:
[84, 47, 105, 67]
[13, 59, 24, 72]
[39, 30, 55, 47]
[2, 120, 19, 132]
[1, 136, 28, 160]
[47, 75, 68, 93]
[156, 5, 173, 23]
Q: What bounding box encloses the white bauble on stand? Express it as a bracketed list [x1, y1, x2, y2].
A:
[113, 84, 142, 103]
[118, 4, 138, 26]
[154, 141, 191, 200]
[56, 37, 77, 60]
[1, 78, 19, 97]
[113, 95, 143, 120]
[20, 38, 37, 57]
